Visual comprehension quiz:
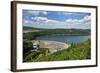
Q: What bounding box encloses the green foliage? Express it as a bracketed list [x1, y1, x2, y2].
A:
[23, 39, 33, 59]
[23, 48, 50, 62]
[23, 39, 91, 62]
[23, 39, 33, 49]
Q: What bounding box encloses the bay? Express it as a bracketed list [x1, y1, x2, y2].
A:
[36, 35, 90, 44]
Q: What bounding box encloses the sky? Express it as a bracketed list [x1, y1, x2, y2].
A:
[22, 10, 91, 29]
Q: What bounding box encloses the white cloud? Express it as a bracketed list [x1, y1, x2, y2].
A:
[24, 20, 29, 24]
[65, 15, 91, 29]
[27, 11, 40, 16]
[32, 16, 64, 25]
[24, 16, 67, 29]
[57, 12, 73, 15]
[62, 12, 88, 16]
[33, 17, 48, 21]
[26, 11, 47, 16]
[23, 15, 91, 29]
[57, 12, 87, 16]
[62, 12, 73, 15]
[42, 11, 47, 15]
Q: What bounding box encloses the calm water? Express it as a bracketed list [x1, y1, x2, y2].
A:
[36, 35, 90, 44]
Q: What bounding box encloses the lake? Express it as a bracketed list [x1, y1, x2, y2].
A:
[36, 35, 90, 44]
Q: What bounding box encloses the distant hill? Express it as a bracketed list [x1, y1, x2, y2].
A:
[33, 29, 91, 35]
[23, 26, 90, 31]
[23, 26, 47, 30]
[23, 26, 90, 35]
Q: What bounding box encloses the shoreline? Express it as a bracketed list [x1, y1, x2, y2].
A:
[32, 40, 71, 53]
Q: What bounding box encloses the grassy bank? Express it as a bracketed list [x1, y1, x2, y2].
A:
[23, 39, 91, 62]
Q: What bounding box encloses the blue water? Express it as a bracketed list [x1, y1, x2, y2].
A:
[36, 35, 90, 44]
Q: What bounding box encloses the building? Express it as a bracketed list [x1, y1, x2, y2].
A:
[32, 40, 40, 49]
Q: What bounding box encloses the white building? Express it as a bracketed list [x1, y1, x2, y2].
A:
[32, 40, 40, 49]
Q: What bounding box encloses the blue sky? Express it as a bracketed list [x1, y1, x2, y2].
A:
[23, 10, 91, 29]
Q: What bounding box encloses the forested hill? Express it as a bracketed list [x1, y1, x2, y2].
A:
[23, 26, 46, 30]
[36, 29, 90, 35]
[23, 26, 90, 35]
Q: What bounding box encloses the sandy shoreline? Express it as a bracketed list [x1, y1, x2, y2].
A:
[32, 40, 71, 53]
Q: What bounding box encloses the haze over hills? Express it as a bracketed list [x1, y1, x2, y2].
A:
[23, 26, 90, 35]
[23, 26, 91, 30]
